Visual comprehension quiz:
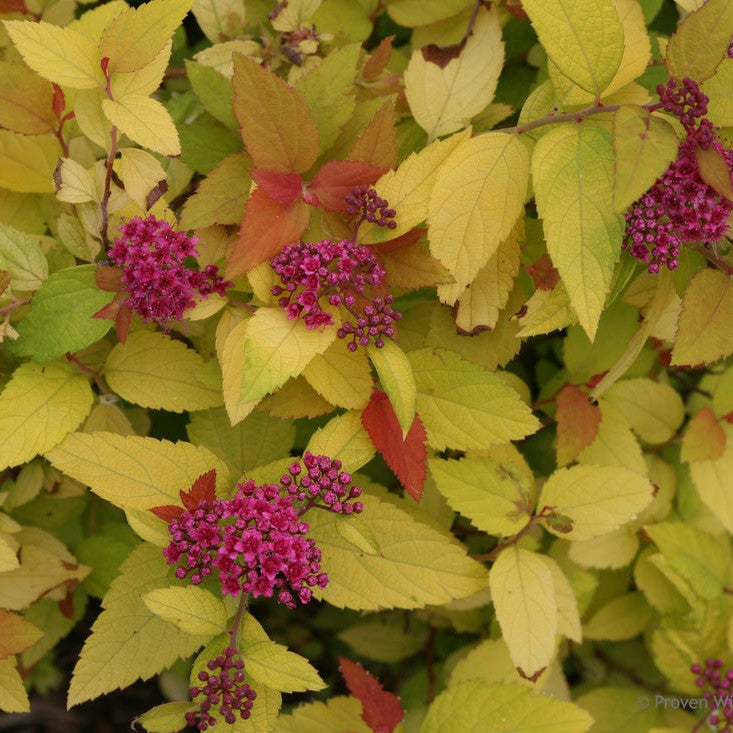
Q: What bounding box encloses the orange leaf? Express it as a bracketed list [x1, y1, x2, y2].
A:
[362, 36, 395, 81]
[149, 504, 183, 523]
[232, 54, 319, 173]
[681, 407, 726, 462]
[349, 100, 398, 170]
[0, 610, 43, 659]
[180, 469, 218, 510]
[309, 161, 386, 212]
[339, 657, 404, 733]
[555, 384, 601, 466]
[226, 189, 310, 277]
[251, 169, 303, 206]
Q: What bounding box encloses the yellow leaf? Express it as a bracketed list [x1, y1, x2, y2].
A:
[0, 610, 44, 659]
[613, 108, 679, 213]
[99, 0, 194, 73]
[428, 132, 529, 294]
[583, 591, 653, 640]
[68, 544, 209, 707]
[102, 94, 181, 156]
[142, 586, 228, 635]
[275, 696, 370, 733]
[666, 0, 733, 83]
[136, 702, 197, 733]
[516, 282, 578, 337]
[521, 0, 623, 96]
[105, 331, 222, 412]
[532, 124, 622, 339]
[403, 6, 504, 139]
[538, 465, 654, 541]
[110, 41, 172, 98]
[217, 313, 258, 425]
[117, 148, 167, 209]
[46, 432, 230, 511]
[0, 363, 93, 471]
[361, 129, 470, 244]
[69, 0, 128, 42]
[305, 411, 374, 473]
[537, 555, 582, 643]
[242, 640, 326, 693]
[54, 158, 98, 204]
[689, 423, 733, 533]
[489, 547, 557, 678]
[0, 223, 48, 291]
[695, 144, 733, 202]
[0, 658, 29, 713]
[307, 494, 488, 610]
[366, 340, 416, 436]
[239, 307, 337, 403]
[259, 376, 335, 420]
[701, 58, 733, 127]
[450, 216, 522, 325]
[303, 339, 371, 410]
[568, 530, 640, 570]
[0, 130, 59, 194]
[73, 88, 113, 150]
[192, 0, 245, 43]
[3, 20, 103, 89]
[0, 60, 55, 135]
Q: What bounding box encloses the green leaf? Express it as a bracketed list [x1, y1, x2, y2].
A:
[386, 0, 472, 27]
[0, 223, 48, 291]
[241, 640, 326, 693]
[521, 0, 623, 96]
[67, 544, 209, 707]
[305, 411, 374, 473]
[583, 591, 654, 640]
[3, 20, 103, 89]
[366, 340, 416, 436]
[102, 94, 181, 156]
[104, 331, 222, 412]
[422, 681, 593, 733]
[428, 132, 529, 294]
[307, 494, 488, 610]
[489, 547, 557, 678]
[0, 363, 94, 471]
[338, 621, 427, 663]
[239, 307, 337, 403]
[142, 586, 228, 635]
[303, 339, 372, 410]
[537, 465, 654, 540]
[185, 60, 238, 130]
[99, 0, 194, 73]
[179, 113, 242, 174]
[407, 347, 540, 450]
[428, 457, 531, 537]
[575, 686, 667, 732]
[0, 129, 59, 193]
[46, 433, 230, 511]
[11, 266, 112, 362]
[532, 124, 623, 338]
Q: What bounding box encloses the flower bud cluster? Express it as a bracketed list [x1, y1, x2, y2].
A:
[160, 454, 363, 609]
[270, 239, 402, 349]
[623, 81, 733, 273]
[346, 186, 397, 230]
[186, 645, 257, 731]
[691, 658, 733, 731]
[108, 216, 231, 325]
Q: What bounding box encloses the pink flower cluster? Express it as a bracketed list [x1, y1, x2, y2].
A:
[623, 79, 733, 273]
[108, 216, 231, 324]
[270, 239, 402, 350]
[186, 646, 256, 731]
[160, 453, 362, 609]
[692, 658, 733, 731]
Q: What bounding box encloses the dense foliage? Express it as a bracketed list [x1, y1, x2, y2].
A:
[0, 0, 732, 731]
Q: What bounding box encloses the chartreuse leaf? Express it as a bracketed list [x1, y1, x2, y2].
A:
[0, 363, 94, 471]
[538, 466, 654, 541]
[11, 266, 113, 362]
[0, 129, 59, 193]
[532, 124, 622, 339]
[428, 132, 528, 294]
[3, 21, 103, 89]
[386, 0, 472, 26]
[672, 269, 733, 366]
[338, 621, 427, 663]
[142, 586, 227, 635]
[102, 95, 181, 156]
[603, 379, 684, 445]
[407, 347, 540, 451]
[428, 457, 531, 537]
[582, 591, 654, 640]
[522, 0, 623, 96]
[645, 522, 728, 600]
[99, 0, 194, 74]
[239, 307, 337, 403]
[575, 687, 666, 732]
[665, 0, 733, 83]
[0, 223, 47, 291]
[305, 411, 374, 473]
[689, 423, 733, 533]
[185, 61, 237, 130]
[67, 544, 209, 707]
[613, 108, 679, 213]
[303, 339, 372, 410]
[104, 331, 222, 412]
[360, 130, 470, 244]
[136, 702, 197, 733]
[242, 640, 325, 694]
[0, 658, 29, 712]
[46, 433, 229, 511]
[423, 681, 593, 733]
[404, 6, 504, 140]
[366, 340, 416, 436]
[307, 494, 488, 610]
[489, 548, 557, 678]
[275, 696, 370, 733]
[702, 59, 733, 127]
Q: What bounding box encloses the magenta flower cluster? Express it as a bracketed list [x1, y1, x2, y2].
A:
[270, 238, 402, 350]
[623, 78, 733, 273]
[692, 658, 733, 731]
[161, 453, 362, 609]
[186, 645, 256, 731]
[108, 216, 231, 324]
[346, 185, 397, 231]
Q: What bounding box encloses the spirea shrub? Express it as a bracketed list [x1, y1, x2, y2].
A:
[0, 1, 732, 732]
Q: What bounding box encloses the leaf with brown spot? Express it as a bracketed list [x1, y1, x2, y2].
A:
[555, 384, 601, 466]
